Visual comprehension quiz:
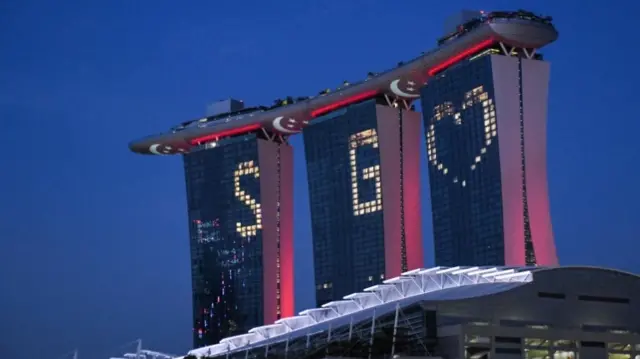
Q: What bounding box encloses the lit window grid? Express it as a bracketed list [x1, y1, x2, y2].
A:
[233, 160, 262, 237]
[349, 129, 383, 216]
[426, 86, 497, 184]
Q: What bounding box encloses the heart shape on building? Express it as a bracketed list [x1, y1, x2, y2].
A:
[426, 86, 497, 186]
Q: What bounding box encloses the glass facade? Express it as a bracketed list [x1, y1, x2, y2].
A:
[421, 55, 506, 266]
[303, 100, 387, 307]
[184, 135, 266, 347]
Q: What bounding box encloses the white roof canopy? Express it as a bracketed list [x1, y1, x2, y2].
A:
[188, 266, 536, 358]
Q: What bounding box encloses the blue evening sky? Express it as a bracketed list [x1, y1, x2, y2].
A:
[1, 0, 638, 358]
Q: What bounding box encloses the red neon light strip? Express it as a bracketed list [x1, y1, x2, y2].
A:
[427, 38, 495, 76]
[189, 124, 261, 145]
[311, 90, 379, 118]
[188, 39, 493, 144]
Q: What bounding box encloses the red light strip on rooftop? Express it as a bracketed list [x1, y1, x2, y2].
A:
[311, 90, 379, 118]
[189, 124, 262, 145]
[427, 38, 495, 76]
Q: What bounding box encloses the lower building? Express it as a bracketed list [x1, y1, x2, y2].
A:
[185, 266, 640, 359]
[183, 133, 294, 347]
[302, 99, 424, 307]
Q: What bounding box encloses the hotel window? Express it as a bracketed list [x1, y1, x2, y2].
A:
[608, 354, 631, 359]
[608, 343, 632, 352]
[526, 338, 551, 347]
[525, 348, 550, 359]
[553, 340, 576, 348]
[465, 335, 490, 344]
[528, 324, 550, 330]
[469, 321, 490, 326]
[553, 350, 577, 359]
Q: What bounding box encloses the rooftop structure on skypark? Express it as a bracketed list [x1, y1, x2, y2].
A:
[128, 9, 557, 156]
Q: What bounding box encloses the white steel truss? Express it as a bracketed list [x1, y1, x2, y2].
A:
[383, 94, 413, 111]
[259, 128, 289, 143]
[111, 340, 178, 359]
[497, 41, 537, 59]
[187, 266, 537, 358]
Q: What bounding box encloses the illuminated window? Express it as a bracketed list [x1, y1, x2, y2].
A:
[553, 350, 576, 359]
[525, 349, 550, 359]
[525, 338, 550, 347]
[349, 129, 382, 216]
[465, 335, 490, 344]
[553, 340, 576, 347]
[234, 161, 262, 237]
[608, 354, 631, 359]
[528, 325, 549, 330]
[608, 343, 632, 352]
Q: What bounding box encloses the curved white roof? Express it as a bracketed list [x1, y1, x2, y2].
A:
[187, 266, 538, 358]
